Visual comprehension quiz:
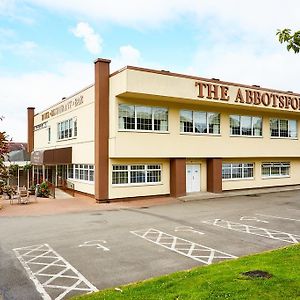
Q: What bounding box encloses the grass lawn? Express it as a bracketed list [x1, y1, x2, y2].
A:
[74, 244, 300, 300]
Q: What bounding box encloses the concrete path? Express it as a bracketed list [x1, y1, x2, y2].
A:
[179, 185, 300, 202]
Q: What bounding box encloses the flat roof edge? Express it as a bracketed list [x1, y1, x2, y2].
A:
[34, 83, 94, 116]
[111, 65, 300, 97]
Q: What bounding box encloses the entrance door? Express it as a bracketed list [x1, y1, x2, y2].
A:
[186, 164, 201, 193]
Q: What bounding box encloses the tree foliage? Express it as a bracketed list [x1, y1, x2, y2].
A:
[0, 116, 10, 181]
[277, 29, 300, 53]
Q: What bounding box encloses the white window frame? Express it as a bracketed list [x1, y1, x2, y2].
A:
[261, 162, 290, 178]
[270, 118, 297, 139]
[118, 104, 169, 133]
[67, 164, 94, 183]
[230, 115, 262, 137]
[57, 117, 77, 141]
[112, 164, 162, 186]
[222, 163, 254, 181]
[180, 110, 221, 135]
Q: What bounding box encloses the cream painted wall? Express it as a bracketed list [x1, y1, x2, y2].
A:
[222, 158, 300, 190]
[33, 85, 95, 164]
[125, 69, 300, 114]
[67, 179, 94, 195]
[109, 96, 300, 159]
[108, 158, 170, 199]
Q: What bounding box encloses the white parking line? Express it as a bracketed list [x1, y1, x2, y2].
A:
[256, 213, 300, 222]
[240, 216, 269, 223]
[13, 244, 98, 300]
[202, 219, 300, 244]
[131, 228, 237, 265]
[174, 226, 205, 235]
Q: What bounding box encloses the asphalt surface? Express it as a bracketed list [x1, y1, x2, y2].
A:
[0, 190, 299, 300]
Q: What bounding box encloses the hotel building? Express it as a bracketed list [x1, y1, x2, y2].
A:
[28, 58, 300, 201]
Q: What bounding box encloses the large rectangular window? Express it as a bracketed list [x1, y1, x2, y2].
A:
[68, 164, 94, 182]
[119, 104, 168, 132]
[270, 119, 297, 138]
[57, 118, 77, 140]
[261, 162, 290, 178]
[222, 163, 254, 180]
[112, 164, 162, 185]
[180, 110, 220, 134]
[230, 115, 262, 136]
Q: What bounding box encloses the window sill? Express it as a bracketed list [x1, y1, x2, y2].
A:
[222, 177, 254, 181]
[57, 137, 77, 142]
[112, 182, 163, 188]
[180, 133, 221, 137]
[118, 130, 169, 134]
[270, 137, 298, 140]
[68, 178, 94, 185]
[229, 135, 263, 138]
[262, 175, 290, 179]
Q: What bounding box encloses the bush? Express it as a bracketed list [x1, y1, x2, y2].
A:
[37, 181, 50, 198]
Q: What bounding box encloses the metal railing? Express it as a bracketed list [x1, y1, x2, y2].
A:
[46, 181, 56, 199]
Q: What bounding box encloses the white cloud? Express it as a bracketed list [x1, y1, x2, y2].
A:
[186, 38, 300, 93]
[71, 22, 102, 54]
[0, 61, 93, 142]
[112, 45, 141, 71]
[23, 0, 300, 31]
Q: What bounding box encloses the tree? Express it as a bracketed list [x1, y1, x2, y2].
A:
[0, 117, 10, 182]
[277, 29, 300, 53]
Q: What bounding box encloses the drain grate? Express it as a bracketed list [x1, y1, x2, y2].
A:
[242, 270, 272, 279]
[246, 194, 260, 197]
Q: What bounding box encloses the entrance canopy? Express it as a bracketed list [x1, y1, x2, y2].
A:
[31, 147, 72, 165]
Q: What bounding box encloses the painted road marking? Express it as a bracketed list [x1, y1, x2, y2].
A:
[174, 226, 205, 235]
[256, 213, 300, 222]
[202, 219, 300, 244]
[131, 228, 237, 265]
[78, 240, 110, 252]
[13, 244, 98, 300]
[240, 216, 269, 223]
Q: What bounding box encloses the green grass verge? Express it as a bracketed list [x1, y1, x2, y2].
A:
[74, 244, 300, 300]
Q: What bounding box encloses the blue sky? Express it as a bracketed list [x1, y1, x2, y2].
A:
[1, 0, 300, 141]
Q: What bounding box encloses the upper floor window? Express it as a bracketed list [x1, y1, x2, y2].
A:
[270, 119, 297, 138]
[57, 118, 77, 140]
[119, 104, 168, 132]
[230, 115, 262, 137]
[180, 110, 220, 134]
[47, 127, 51, 143]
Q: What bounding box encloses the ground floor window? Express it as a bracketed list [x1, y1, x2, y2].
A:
[68, 164, 94, 182]
[222, 163, 254, 180]
[261, 162, 290, 178]
[112, 164, 162, 185]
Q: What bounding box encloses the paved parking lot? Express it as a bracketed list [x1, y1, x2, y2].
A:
[0, 190, 299, 300]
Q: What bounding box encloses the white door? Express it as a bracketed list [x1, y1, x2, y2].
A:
[186, 164, 201, 193]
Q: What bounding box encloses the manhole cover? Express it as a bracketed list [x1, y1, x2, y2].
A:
[242, 270, 272, 279]
[140, 207, 149, 209]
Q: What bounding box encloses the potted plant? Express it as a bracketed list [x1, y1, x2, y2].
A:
[28, 184, 36, 195]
